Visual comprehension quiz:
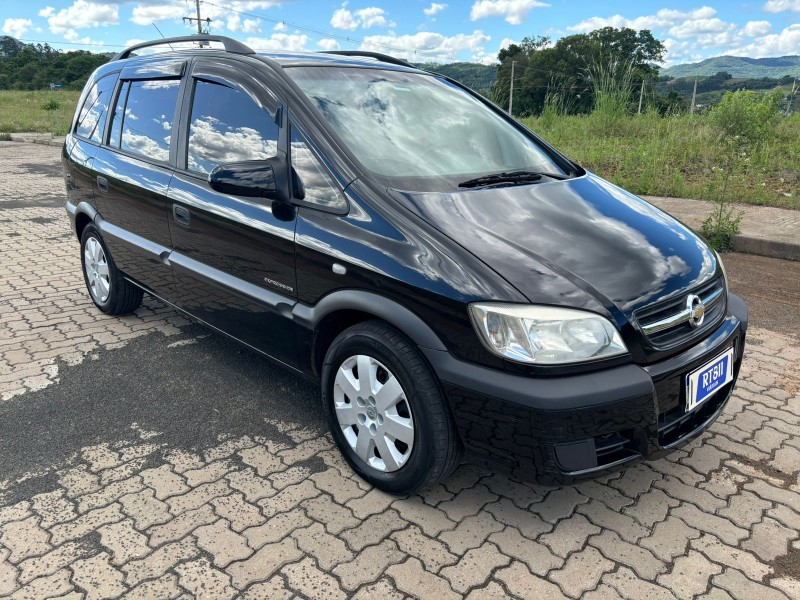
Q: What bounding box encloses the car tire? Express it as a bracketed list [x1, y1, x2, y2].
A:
[321, 320, 462, 494]
[80, 224, 143, 315]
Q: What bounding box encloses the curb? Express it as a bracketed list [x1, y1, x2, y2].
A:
[731, 235, 800, 262]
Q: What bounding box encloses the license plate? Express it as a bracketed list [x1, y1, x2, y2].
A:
[686, 348, 734, 412]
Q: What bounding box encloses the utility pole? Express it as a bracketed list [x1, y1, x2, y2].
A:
[638, 79, 645, 114]
[508, 60, 516, 116]
[690, 78, 697, 115]
[183, 0, 211, 35]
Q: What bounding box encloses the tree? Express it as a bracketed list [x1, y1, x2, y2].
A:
[491, 28, 666, 116]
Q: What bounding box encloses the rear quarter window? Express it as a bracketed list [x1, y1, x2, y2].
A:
[74, 73, 119, 143]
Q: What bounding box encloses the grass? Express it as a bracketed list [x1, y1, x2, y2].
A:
[0, 90, 80, 136]
[524, 110, 800, 210]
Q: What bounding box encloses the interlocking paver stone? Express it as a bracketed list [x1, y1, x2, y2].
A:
[242, 507, 311, 549]
[539, 513, 601, 559]
[140, 465, 190, 500]
[550, 545, 614, 598]
[301, 493, 360, 535]
[603, 566, 678, 600]
[495, 561, 569, 600]
[175, 557, 237, 600]
[339, 508, 405, 551]
[122, 537, 199, 586]
[741, 516, 799, 562]
[237, 574, 293, 600]
[195, 519, 253, 568]
[657, 550, 722, 600]
[391, 525, 459, 573]
[488, 526, 562, 576]
[30, 490, 78, 528]
[333, 539, 405, 591]
[713, 568, 791, 600]
[484, 497, 553, 540]
[439, 511, 504, 555]
[440, 542, 511, 594]
[0, 516, 50, 564]
[640, 516, 701, 562]
[146, 504, 217, 547]
[119, 488, 172, 529]
[121, 573, 182, 600]
[387, 557, 459, 600]
[97, 519, 151, 565]
[70, 552, 127, 600]
[392, 496, 456, 537]
[293, 521, 354, 570]
[589, 530, 666, 581]
[227, 537, 302, 589]
[9, 569, 73, 600]
[211, 493, 265, 532]
[225, 467, 276, 503]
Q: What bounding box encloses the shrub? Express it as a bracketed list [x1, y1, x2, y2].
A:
[41, 98, 61, 111]
[0, 132, 11, 141]
[709, 89, 782, 147]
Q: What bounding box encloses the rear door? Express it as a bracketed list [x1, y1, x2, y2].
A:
[167, 57, 299, 368]
[92, 58, 186, 301]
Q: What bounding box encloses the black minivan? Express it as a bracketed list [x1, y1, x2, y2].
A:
[64, 35, 748, 493]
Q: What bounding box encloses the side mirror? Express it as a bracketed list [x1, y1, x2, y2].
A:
[208, 158, 289, 202]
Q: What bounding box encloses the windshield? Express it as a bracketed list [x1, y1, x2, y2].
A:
[287, 66, 568, 191]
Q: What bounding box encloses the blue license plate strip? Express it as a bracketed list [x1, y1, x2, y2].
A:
[685, 347, 734, 412]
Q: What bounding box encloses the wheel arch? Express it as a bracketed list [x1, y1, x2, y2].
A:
[293, 290, 449, 377]
[71, 201, 99, 241]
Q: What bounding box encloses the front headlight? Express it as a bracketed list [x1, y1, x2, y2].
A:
[468, 303, 628, 365]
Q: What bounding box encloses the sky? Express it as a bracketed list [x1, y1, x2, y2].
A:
[2, 0, 799, 66]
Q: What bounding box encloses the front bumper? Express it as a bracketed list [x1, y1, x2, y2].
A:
[424, 293, 748, 483]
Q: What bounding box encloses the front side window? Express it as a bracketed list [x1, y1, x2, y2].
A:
[291, 127, 346, 211]
[287, 67, 567, 191]
[120, 79, 180, 163]
[75, 73, 118, 143]
[187, 80, 279, 175]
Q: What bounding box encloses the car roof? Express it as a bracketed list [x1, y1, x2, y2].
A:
[254, 51, 422, 72]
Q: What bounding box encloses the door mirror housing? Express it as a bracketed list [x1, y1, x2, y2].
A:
[208, 158, 289, 202]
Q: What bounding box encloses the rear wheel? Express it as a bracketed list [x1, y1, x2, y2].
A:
[80, 224, 143, 315]
[321, 320, 462, 494]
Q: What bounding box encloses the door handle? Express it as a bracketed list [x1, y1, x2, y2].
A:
[173, 204, 191, 227]
[96, 175, 108, 194]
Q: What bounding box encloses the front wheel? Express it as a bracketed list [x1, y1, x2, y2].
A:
[321, 320, 462, 494]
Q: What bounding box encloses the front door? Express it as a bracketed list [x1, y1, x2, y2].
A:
[167, 58, 298, 368]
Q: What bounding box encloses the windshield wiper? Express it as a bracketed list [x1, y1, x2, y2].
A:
[457, 170, 569, 189]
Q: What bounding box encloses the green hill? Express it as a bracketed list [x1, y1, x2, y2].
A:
[662, 55, 800, 79]
[415, 62, 497, 96]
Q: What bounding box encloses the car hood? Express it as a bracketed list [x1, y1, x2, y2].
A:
[390, 173, 718, 317]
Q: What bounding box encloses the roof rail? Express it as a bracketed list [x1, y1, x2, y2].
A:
[318, 50, 416, 69]
[112, 35, 254, 61]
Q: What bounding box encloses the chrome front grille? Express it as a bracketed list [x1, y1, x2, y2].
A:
[635, 277, 726, 348]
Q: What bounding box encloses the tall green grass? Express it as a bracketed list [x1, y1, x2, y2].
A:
[0, 90, 80, 136]
[524, 109, 800, 209]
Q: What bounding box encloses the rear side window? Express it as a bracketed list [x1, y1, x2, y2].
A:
[187, 80, 279, 175]
[119, 79, 181, 163]
[75, 73, 118, 143]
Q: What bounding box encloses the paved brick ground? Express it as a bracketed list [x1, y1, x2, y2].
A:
[1, 141, 799, 599]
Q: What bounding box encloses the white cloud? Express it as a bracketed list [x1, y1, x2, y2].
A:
[45, 0, 118, 37]
[359, 30, 491, 63]
[569, 6, 718, 34]
[246, 33, 310, 52]
[317, 38, 341, 51]
[424, 3, 447, 17]
[226, 15, 262, 34]
[331, 5, 359, 30]
[743, 20, 773, 37]
[131, 4, 183, 26]
[470, 0, 550, 25]
[499, 37, 519, 50]
[274, 21, 287, 31]
[356, 7, 393, 28]
[729, 23, 800, 57]
[763, 0, 800, 12]
[38, 7, 55, 18]
[2, 18, 33, 39]
[331, 4, 394, 30]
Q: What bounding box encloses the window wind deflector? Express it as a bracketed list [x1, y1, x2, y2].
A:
[458, 170, 569, 189]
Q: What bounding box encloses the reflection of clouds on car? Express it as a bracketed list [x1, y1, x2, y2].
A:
[291, 137, 346, 210]
[188, 116, 278, 174]
[121, 130, 170, 163]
